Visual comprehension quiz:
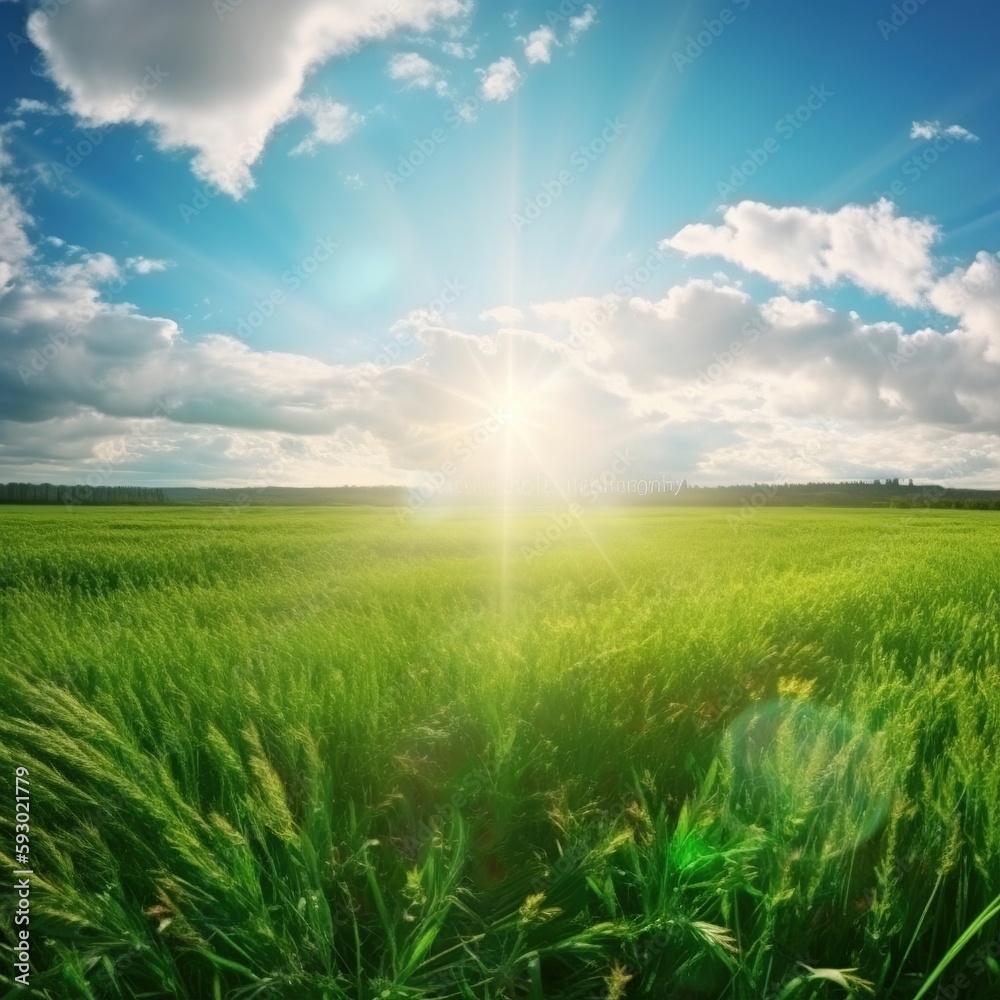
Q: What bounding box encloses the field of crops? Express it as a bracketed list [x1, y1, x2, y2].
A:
[1, 505, 999, 999]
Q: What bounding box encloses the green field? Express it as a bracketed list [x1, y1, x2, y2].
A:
[2, 505, 999, 999]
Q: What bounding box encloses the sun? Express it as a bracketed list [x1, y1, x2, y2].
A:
[494, 397, 526, 429]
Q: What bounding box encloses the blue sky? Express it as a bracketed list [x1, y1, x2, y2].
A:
[1, 0, 999, 489]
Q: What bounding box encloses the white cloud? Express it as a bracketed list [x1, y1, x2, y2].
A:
[290, 96, 363, 156]
[479, 305, 524, 325]
[440, 40, 478, 58]
[518, 6, 594, 70]
[534, 280, 1000, 438]
[910, 120, 980, 143]
[6, 254, 1000, 485]
[930, 252, 1000, 361]
[387, 51, 442, 88]
[11, 98, 59, 116]
[567, 4, 597, 41]
[4, 161, 1000, 486]
[663, 199, 940, 307]
[0, 184, 32, 268]
[0, 170, 34, 294]
[522, 26, 557, 64]
[478, 56, 521, 102]
[26, 0, 469, 198]
[126, 256, 173, 275]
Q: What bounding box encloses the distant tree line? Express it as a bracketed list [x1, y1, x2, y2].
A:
[622, 480, 1000, 509]
[0, 483, 166, 505]
[881, 498, 1000, 510]
[1, 480, 998, 509]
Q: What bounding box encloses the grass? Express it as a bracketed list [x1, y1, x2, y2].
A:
[0, 504, 999, 999]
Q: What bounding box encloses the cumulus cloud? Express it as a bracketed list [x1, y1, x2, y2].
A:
[519, 6, 594, 69]
[567, 4, 597, 41]
[522, 26, 557, 64]
[3, 162, 1000, 486]
[526, 278, 1000, 483]
[290, 96, 363, 156]
[0, 172, 359, 437]
[126, 256, 173, 275]
[26, 0, 469, 197]
[663, 199, 940, 307]
[387, 51, 442, 88]
[911, 120, 979, 143]
[0, 183, 32, 269]
[930, 252, 1000, 361]
[0, 168, 34, 293]
[479, 56, 521, 102]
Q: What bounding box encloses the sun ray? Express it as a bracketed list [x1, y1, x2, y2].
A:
[501, 102, 522, 615]
[506, 420, 628, 590]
